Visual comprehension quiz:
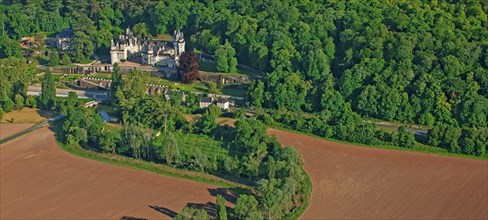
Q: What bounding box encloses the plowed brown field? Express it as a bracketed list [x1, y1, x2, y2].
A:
[0, 123, 35, 139]
[269, 129, 488, 219]
[0, 127, 232, 219]
[2, 121, 487, 219]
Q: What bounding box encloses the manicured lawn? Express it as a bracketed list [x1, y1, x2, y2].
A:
[236, 67, 265, 79]
[172, 81, 209, 93]
[41, 73, 83, 88]
[199, 60, 265, 79]
[91, 73, 111, 79]
[222, 84, 247, 97]
[40, 64, 78, 67]
[73, 58, 93, 64]
[199, 61, 219, 72]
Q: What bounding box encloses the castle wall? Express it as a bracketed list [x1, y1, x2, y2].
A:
[154, 56, 175, 67]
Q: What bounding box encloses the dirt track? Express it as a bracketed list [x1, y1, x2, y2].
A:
[269, 129, 488, 219]
[0, 123, 35, 139]
[0, 127, 232, 219]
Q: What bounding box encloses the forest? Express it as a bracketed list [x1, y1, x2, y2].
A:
[0, 1, 487, 137]
[2, 0, 487, 156]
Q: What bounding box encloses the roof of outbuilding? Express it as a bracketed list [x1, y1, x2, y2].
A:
[201, 97, 213, 103]
[58, 28, 74, 38]
[217, 99, 230, 104]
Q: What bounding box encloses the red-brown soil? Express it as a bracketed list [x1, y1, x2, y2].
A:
[269, 129, 488, 219]
[0, 123, 35, 139]
[2, 118, 487, 219]
[0, 127, 233, 219]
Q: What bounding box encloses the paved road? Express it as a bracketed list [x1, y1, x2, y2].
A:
[372, 123, 429, 140]
[28, 86, 110, 101]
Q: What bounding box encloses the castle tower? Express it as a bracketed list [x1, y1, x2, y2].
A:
[122, 43, 127, 61]
[110, 40, 118, 64]
[147, 43, 154, 65]
[173, 29, 185, 57]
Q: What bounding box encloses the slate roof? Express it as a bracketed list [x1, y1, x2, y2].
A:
[58, 28, 74, 38]
[201, 97, 213, 103]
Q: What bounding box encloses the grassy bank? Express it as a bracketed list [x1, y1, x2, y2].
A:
[1, 108, 56, 123]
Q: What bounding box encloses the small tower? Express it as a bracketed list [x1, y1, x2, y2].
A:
[147, 44, 154, 65]
[173, 29, 185, 57]
[110, 40, 118, 64]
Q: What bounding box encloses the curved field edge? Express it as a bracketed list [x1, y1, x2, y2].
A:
[51, 121, 312, 219]
[56, 140, 250, 191]
[50, 124, 250, 193]
[58, 141, 312, 220]
[271, 125, 488, 161]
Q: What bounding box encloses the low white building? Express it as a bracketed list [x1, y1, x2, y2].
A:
[199, 97, 234, 110]
[217, 99, 230, 110]
[199, 97, 214, 108]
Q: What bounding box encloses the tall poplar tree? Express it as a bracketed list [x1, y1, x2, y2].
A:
[216, 195, 227, 220]
[110, 63, 121, 97]
[41, 69, 56, 109]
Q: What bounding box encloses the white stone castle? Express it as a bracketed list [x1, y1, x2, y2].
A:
[110, 28, 185, 68]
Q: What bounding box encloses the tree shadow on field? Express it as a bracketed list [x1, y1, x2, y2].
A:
[120, 216, 148, 220]
[187, 202, 218, 218]
[149, 203, 218, 218]
[208, 188, 238, 204]
[148, 188, 239, 219]
[148, 205, 178, 218]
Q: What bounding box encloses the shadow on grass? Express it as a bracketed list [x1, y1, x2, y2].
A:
[35, 108, 59, 119]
